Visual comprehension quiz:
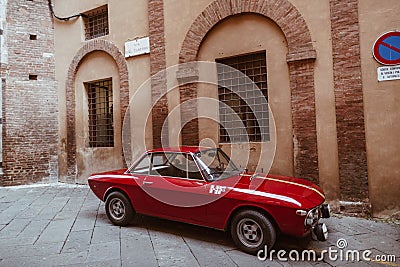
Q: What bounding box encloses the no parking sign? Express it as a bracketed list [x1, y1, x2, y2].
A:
[373, 31, 400, 65]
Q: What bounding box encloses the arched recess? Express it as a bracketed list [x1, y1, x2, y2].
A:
[65, 39, 129, 180]
[177, 0, 319, 182]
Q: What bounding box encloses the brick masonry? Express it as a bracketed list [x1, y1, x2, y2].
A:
[65, 39, 129, 180]
[288, 59, 318, 184]
[178, 0, 319, 181]
[148, 0, 169, 148]
[1, 0, 58, 186]
[329, 0, 369, 202]
[179, 82, 199, 146]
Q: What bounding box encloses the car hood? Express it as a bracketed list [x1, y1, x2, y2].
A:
[227, 172, 325, 209]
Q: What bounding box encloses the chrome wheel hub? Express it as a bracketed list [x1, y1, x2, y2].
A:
[237, 218, 263, 248]
[109, 198, 125, 220]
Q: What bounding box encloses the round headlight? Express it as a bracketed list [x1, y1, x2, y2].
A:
[305, 208, 320, 227]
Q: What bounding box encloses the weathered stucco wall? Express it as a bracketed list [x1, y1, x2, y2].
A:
[197, 14, 292, 176]
[54, 0, 151, 182]
[74, 51, 122, 184]
[359, 0, 400, 217]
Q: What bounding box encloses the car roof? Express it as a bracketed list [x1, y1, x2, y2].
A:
[147, 146, 214, 154]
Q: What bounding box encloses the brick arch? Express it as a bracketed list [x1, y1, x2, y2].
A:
[179, 0, 315, 63]
[177, 0, 319, 182]
[65, 39, 129, 179]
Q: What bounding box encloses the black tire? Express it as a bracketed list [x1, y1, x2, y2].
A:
[105, 192, 135, 226]
[230, 210, 276, 255]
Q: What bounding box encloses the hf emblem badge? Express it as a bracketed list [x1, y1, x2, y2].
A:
[209, 185, 227, 195]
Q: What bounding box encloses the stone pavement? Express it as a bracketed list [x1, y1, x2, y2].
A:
[0, 184, 398, 267]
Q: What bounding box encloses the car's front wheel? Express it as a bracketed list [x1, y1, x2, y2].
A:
[105, 191, 135, 226]
[231, 210, 276, 255]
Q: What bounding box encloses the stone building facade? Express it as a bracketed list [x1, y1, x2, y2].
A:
[1, 0, 399, 218]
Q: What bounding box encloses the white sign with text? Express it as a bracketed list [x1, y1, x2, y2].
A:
[125, 37, 150, 58]
[377, 65, 400, 81]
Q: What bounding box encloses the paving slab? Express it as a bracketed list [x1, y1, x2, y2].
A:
[0, 256, 53, 267]
[149, 229, 200, 267]
[120, 226, 158, 267]
[86, 241, 121, 263]
[94, 207, 114, 227]
[226, 249, 279, 267]
[61, 230, 93, 254]
[35, 218, 75, 244]
[34, 197, 70, 221]
[17, 219, 52, 243]
[0, 202, 13, 214]
[0, 242, 64, 259]
[91, 225, 121, 244]
[0, 203, 31, 225]
[71, 201, 100, 232]
[0, 218, 31, 238]
[0, 184, 398, 267]
[58, 259, 121, 267]
[48, 251, 88, 266]
[181, 234, 237, 266]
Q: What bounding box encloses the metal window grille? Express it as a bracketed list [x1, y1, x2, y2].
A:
[84, 6, 109, 40]
[217, 51, 269, 143]
[87, 79, 114, 147]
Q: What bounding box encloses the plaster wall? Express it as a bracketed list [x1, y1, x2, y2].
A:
[54, 0, 151, 182]
[359, 0, 400, 216]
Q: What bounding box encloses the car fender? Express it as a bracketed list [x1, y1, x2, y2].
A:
[103, 186, 131, 204]
[223, 203, 280, 232]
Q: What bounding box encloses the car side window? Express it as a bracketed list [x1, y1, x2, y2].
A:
[150, 154, 168, 175]
[150, 153, 187, 178]
[129, 154, 151, 174]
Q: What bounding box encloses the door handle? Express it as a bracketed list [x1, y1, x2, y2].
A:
[143, 181, 153, 186]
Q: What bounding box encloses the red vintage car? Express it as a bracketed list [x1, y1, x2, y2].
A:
[88, 146, 329, 254]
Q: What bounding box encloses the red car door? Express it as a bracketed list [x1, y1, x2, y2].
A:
[140, 152, 210, 225]
[124, 153, 158, 214]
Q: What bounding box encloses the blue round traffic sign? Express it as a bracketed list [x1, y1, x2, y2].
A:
[373, 31, 400, 65]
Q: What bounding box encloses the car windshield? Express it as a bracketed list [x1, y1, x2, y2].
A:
[194, 148, 240, 181]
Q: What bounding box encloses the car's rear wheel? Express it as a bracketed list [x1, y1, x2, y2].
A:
[105, 192, 135, 226]
[231, 210, 276, 255]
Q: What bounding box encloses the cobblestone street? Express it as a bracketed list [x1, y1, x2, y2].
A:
[0, 184, 398, 267]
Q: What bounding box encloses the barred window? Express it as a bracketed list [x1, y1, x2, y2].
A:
[83, 6, 109, 40]
[86, 79, 114, 147]
[217, 51, 269, 143]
